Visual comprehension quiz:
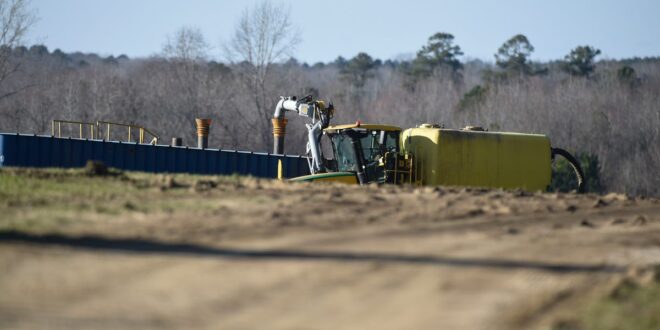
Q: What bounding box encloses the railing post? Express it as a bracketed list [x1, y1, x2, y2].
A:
[107, 123, 110, 140]
[79, 123, 82, 138]
[51, 120, 55, 136]
[128, 126, 131, 142]
[58, 122, 61, 138]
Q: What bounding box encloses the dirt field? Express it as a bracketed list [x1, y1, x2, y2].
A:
[0, 168, 659, 330]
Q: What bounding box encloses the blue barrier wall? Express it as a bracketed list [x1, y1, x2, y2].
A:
[0, 133, 310, 179]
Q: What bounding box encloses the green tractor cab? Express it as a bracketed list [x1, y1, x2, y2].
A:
[292, 123, 412, 185]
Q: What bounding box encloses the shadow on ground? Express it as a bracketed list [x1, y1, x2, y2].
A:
[0, 230, 623, 274]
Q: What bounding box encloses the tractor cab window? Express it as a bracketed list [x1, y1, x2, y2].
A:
[329, 128, 400, 182]
[331, 133, 358, 172]
[359, 130, 399, 165]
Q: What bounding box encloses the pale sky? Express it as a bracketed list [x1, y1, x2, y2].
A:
[29, 0, 660, 63]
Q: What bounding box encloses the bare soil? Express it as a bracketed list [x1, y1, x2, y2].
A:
[1, 170, 659, 330]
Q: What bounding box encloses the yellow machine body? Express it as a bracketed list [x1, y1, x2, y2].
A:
[400, 127, 552, 191]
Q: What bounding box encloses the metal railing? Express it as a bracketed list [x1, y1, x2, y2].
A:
[52, 120, 96, 139]
[52, 120, 159, 145]
[96, 121, 159, 144]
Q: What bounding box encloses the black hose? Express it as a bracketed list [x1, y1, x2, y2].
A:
[551, 148, 586, 193]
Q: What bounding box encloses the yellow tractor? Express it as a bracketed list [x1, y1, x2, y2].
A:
[272, 95, 584, 192]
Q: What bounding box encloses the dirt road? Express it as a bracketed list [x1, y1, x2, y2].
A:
[1, 172, 659, 329]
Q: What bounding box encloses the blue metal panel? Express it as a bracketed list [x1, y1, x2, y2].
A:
[3, 135, 11, 166]
[287, 157, 296, 178]
[248, 153, 256, 176]
[142, 144, 150, 171]
[144, 144, 155, 172]
[201, 150, 210, 174]
[176, 147, 187, 172]
[17, 134, 27, 165]
[165, 146, 176, 173]
[27, 135, 38, 166]
[105, 141, 116, 168]
[131, 144, 140, 171]
[136, 144, 145, 171]
[10, 134, 19, 166]
[73, 139, 84, 167]
[189, 148, 196, 173]
[240, 152, 249, 174]
[38, 136, 49, 167]
[113, 142, 122, 169]
[116, 142, 125, 168]
[219, 150, 226, 173]
[93, 139, 103, 165]
[235, 151, 244, 174]
[258, 153, 268, 177]
[117, 142, 127, 169]
[195, 149, 203, 173]
[74, 139, 84, 166]
[68, 139, 76, 167]
[194, 149, 201, 173]
[0, 134, 310, 178]
[241, 152, 251, 175]
[20, 135, 29, 165]
[64, 138, 73, 167]
[2, 134, 8, 166]
[0, 134, 4, 167]
[170, 146, 180, 173]
[66, 138, 74, 167]
[55, 137, 62, 167]
[260, 154, 269, 176]
[232, 150, 240, 173]
[50, 138, 60, 167]
[152, 146, 159, 172]
[225, 150, 235, 173]
[208, 150, 217, 174]
[81, 139, 91, 167]
[126, 143, 136, 170]
[126, 144, 136, 171]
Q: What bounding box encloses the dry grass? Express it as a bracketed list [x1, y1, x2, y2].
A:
[551, 266, 660, 330]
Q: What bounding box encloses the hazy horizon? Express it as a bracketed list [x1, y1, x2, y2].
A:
[28, 0, 660, 63]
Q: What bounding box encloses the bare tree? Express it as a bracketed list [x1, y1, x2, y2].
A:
[160, 27, 236, 145]
[161, 27, 210, 126]
[0, 0, 35, 99]
[162, 26, 209, 61]
[224, 0, 301, 146]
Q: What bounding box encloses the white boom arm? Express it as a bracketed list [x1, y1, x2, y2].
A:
[272, 96, 333, 174]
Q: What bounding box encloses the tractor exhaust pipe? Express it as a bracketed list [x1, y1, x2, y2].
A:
[195, 118, 212, 149]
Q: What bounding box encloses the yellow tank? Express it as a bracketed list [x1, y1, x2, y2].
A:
[400, 126, 552, 191]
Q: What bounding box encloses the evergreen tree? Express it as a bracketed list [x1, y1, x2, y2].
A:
[340, 52, 376, 88]
[411, 32, 463, 79]
[561, 45, 601, 77]
[495, 34, 535, 76]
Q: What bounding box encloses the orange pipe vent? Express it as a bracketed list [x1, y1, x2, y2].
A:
[196, 118, 212, 137]
[272, 118, 288, 137]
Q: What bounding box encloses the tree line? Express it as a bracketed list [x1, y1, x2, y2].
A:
[0, 0, 658, 196]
